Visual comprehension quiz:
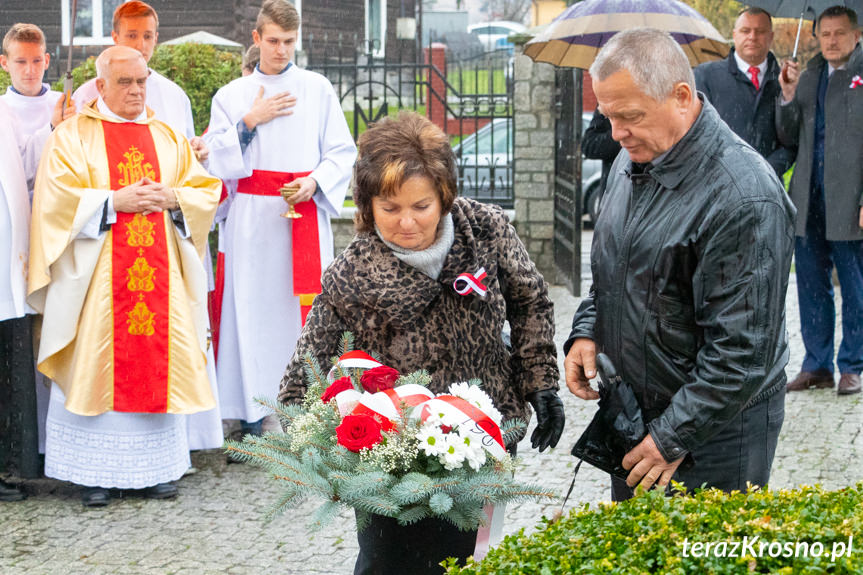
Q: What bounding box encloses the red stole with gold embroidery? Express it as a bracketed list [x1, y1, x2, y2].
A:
[102, 121, 171, 413]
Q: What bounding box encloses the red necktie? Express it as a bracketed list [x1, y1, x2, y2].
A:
[748, 66, 760, 91]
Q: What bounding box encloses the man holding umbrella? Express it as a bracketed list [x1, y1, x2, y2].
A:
[777, 5, 863, 396]
[694, 7, 794, 177]
[564, 28, 796, 500]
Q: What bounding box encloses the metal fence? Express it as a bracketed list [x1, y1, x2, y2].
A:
[305, 35, 515, 208]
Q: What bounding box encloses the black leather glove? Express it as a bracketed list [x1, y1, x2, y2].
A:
[526, 389, 565, 452]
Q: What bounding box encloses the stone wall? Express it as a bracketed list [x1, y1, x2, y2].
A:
[511, 40, 558, 283]
[331, 209, 358, 256]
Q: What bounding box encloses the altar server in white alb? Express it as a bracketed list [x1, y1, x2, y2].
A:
[0, 24, 64, 172]
[72, 1, 223, 451]
[1, 23, 76, 461]
[204, 0, 356, 435]
[0, 100, 40, 501]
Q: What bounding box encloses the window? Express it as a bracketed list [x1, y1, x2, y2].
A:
[365, 0, 387, 57]
[61, 0, 128, 46]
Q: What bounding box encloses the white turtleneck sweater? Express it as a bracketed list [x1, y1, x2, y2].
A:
[377, 213, 455, 280]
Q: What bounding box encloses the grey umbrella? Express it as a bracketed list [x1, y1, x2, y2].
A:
[741, 0, 863, 59]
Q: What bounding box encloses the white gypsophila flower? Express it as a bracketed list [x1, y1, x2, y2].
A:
[448, 382, 503, 426]
[416, 423, 448, 457]
[359, 431, 419, 474]
[440, 432, 468, 470]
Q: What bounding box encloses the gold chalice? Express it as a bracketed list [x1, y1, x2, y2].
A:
[279, 182, 303, 219]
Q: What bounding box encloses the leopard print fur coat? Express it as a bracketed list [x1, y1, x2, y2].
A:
[278, 197, 559, 438]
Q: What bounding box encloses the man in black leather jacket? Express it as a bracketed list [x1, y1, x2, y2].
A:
[563, 28, 796, 501]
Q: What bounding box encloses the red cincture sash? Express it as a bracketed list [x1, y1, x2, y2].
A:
[102, 121, 170, 413]
[236, 169, 320, 324]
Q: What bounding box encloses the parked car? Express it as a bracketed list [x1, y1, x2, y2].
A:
[453, 113, 602, 218]
[453, 118, 514, 208]
[452, 114, 605, 221]
[467, 21, 526, 52]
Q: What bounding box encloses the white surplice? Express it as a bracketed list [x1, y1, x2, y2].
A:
[204, 65, 356, 422]
[2, 85, 63, 452]
[0, 100, 34, 322]
[74, 70, 223, 451]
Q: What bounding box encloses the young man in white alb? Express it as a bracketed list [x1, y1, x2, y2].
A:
[204, 0, 356, 435]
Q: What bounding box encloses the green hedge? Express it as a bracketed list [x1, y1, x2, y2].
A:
[446, 483, 863, 574]
[45, 43, 241, 136]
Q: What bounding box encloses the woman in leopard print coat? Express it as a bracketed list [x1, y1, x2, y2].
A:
[278, 112, 562, 449]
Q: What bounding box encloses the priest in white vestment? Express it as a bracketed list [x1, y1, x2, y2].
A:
[204, 0, 356, 432]
[28, 47, 220, 506]
[72, 1, 224, 451]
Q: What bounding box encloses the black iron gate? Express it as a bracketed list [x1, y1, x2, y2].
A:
[553, 68, 583, 295]
[305, 37, 514, 207]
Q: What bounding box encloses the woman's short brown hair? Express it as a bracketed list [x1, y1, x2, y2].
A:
[353, 112, 458, 233]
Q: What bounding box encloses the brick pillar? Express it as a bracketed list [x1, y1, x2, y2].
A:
[424, 43, 447, 132]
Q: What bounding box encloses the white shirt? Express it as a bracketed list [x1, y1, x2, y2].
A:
[734, 51, 767, 88]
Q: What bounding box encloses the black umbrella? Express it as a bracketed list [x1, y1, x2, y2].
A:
[569, 352, 646, 481]
[741, 0, 863, 60]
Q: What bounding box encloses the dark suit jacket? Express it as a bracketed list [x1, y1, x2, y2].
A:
[776, 44, 863, 241]
[695, 48, 794, 177]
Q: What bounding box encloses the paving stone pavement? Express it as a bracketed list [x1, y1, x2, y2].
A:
[2, 231, 861, 574]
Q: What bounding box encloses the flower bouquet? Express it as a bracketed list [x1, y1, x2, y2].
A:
[226, 334, 553, 570]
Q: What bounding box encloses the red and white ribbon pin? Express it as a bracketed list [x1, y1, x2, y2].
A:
[453, 267, 488, 298]
[850, 75, 863, 89]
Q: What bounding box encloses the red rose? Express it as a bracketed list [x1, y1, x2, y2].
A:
[360, 366, 400, 393]
[336, 414, 383, 452]
[321, 377, 354, 403]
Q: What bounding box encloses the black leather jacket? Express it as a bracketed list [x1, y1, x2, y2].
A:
[565, 99, 796, 463]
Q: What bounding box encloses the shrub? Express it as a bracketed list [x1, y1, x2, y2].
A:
[148, 43, 241, 135]
[445, 483, 863, 574]
[0, 69, 10, 93]
[50, 43, 241, 136]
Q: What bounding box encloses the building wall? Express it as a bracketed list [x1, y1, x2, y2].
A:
[531, 0, 566, 27]
[1, 0, 416, 83]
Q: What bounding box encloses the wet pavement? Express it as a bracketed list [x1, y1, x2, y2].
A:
[2, 231, 861, 574]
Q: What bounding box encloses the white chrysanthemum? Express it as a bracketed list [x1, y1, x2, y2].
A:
[421, 410, 446, 427]
[440, 432, 468, 470]
[448, 382, 503, 426]
[416, 423, 448, 457]
[459, 430, 487, 471]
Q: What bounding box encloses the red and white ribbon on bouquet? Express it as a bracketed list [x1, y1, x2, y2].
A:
[850, 75, 863, 89]
[340, 384, 436, 430]
[417, 395, 506, 458]
[453, 267, 488, 298]
[327, 350, 382, 382]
